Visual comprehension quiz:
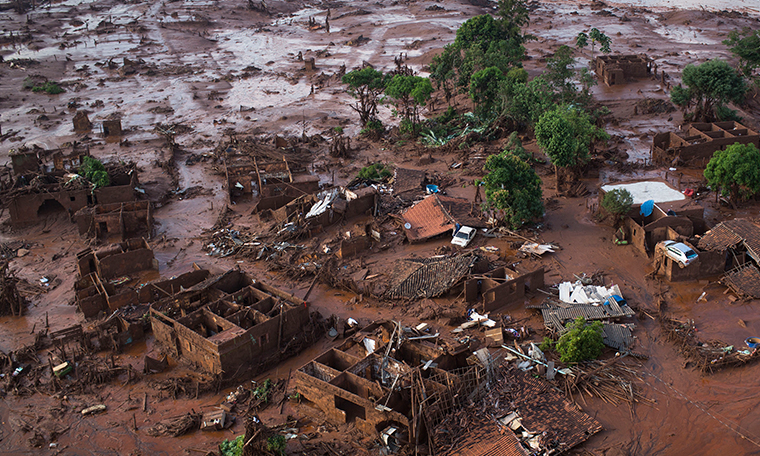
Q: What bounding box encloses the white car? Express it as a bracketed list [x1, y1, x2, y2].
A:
[659, 240, 698, 267]
[451, 226, 476, 247]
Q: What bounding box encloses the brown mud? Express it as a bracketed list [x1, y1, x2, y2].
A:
[1, 0, 760, 454]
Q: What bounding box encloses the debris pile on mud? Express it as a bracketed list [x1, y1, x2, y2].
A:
[0, 261, 26, 316]
[659, 314, 760, 373]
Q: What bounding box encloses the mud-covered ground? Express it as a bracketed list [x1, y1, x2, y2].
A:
[2, 0, 760, 454]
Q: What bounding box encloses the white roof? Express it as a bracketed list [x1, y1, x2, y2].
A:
[601, 181, 685, 205]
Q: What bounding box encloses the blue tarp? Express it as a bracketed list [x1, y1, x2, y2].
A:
[640, 199, 654, 217]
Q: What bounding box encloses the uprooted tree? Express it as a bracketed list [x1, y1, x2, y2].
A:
[480, 150, 544, 229]
[704, 142, 760, 206]
[535, 104, 608, 191]
[670, 59, 747, 122]
[342, 67, 385, 126]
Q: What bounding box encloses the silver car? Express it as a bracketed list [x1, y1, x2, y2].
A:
[660, 240, 698, 267]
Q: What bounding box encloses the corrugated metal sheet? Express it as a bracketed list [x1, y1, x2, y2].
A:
[602, 323, 634, 350]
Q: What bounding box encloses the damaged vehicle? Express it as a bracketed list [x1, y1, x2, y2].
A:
[658, 240, 698, 267]
[451, 226, 476, 247]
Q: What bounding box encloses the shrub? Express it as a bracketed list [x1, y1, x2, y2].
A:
[266, 435, 287, 455]
[31, 81, 64, 94]
[357, 163, 392, 180]
[601, 188, 633, 219]
[79, 156, 111, 188]
[556, 317, 604, 363]
[219, 435, 244, 456]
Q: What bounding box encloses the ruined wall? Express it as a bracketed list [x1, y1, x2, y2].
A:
[9, 189, 90, 226]
[661, 250, 725, 282]
[294, 370, 409, 436]
[94, 184, 136, 205]
[338, 236, 370, 259]
[96, 247, 156, 280]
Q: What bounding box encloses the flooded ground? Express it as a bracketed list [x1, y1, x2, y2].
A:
[2, 0, 760, 454]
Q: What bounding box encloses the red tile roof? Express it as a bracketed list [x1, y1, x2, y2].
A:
[401, 195, 485, 242]
[401, 194, 455, 242]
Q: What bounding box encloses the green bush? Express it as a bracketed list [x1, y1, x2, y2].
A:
[359, 119, 384, 136]
[79, 156, 111, 188]
[601, 188, 633, 219]
[253, 378, 273, 403]
[556, 317, 604, 364]
[266, 435, 287, 456]
[31, 81, 64, 94]
[357, 163, 392, 180]
[333, 126, 344, 134]
[219, 435, 244, 456]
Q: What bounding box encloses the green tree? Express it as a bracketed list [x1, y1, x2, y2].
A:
[503, 131, 530, 161]
[342, 67, 385, 126]
[79, 156, 111, 188]
[602, 188, 633, 221]
[556, 317, 604, 364]
[481, 151, 544, 228]
[576, 32, 588, 51]
[589, 28, 611, 59]
[670, 59, 747, 122]
[470, 66, 506, 119]
[428, 0, 531, 96]
[500, 76, 555, 126]
[704, 142, 760, 205]
[385, 75, 433, 133]
[545, 45, 576, 99]
[535, 104, 608, 188]
[723, 27, 760, 81]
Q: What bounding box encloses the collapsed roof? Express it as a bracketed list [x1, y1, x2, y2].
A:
[400, 194, 485, 242]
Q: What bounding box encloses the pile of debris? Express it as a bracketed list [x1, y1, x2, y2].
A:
[659, 314, 760, 373]
[0, 261, 26, 316]
[530, 276, 637, 352]
[432, 358, 602, 455]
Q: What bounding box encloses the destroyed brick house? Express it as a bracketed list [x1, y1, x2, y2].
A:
[1, 144, 141, 226]
[391, 167, 427, 200]
[74, 238, 160, 319]
[697, 219, 760, 298]
[267, 185, 378, 230]
[600, 180, 707, 252]
[652, 121, 760, 167]
[294, 321, 602, 455]
[223, 153, 319, 209]
[594, 54, 653, 86]
[150, 268, 313, 376]
[400, 194, 486, 243]
[294, 321, 475, 443]
[465, 266, 546, 312]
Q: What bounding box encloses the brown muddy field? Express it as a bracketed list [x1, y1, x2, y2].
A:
[2, 0, 760, 454]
